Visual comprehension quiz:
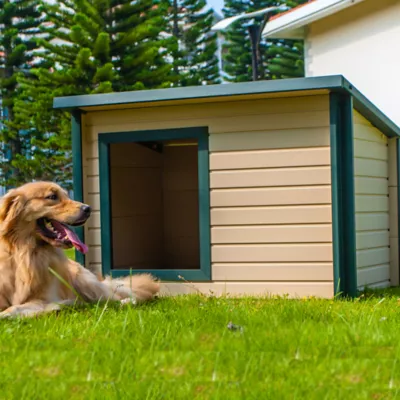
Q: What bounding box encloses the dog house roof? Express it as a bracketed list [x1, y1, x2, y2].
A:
[53, 75, 400, 138]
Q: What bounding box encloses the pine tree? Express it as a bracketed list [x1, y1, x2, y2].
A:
[268, 40, 304, 79]
[36, 0, 174, 94]
[0, 0, 42, 185]
[11, 0, 175, 188]
[220, 0, 251, 82]
[221, 0, 308, 82]
[12, 73, 74, 187]
[167, 0, 220, 86]
[267, 0, 306, 79]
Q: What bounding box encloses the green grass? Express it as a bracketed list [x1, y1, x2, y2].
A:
[2, 289, 400, 399]
[64, 248, 76, 260]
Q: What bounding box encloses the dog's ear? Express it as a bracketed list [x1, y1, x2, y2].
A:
[0, 190, 25, 232]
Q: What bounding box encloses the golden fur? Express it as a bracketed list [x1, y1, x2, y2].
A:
[0, 181, 160, 318]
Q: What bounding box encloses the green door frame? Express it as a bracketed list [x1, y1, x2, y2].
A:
[71, 110, 85, 266]
[98, 126, 211, 281]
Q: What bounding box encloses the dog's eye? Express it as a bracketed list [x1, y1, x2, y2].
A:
[46, 194, 58, 201]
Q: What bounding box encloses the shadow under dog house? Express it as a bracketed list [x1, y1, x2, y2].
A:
[54, 75, 400, 298]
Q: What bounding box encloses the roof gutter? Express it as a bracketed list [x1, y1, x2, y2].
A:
[262, 0, 366, 39]
[53, 75, 345, 110]
[53, 75, 400, 138]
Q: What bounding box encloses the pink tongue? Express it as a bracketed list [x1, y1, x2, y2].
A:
[65, 227, 89, 254]
[52, 221, 88, 254]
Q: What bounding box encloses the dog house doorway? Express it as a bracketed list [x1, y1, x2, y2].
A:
[98, 127, 211, 281]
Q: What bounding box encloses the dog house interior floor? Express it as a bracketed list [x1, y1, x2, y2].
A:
[110, 139, 200, 270]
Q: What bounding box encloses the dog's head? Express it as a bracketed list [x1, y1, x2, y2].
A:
[0, 181, 90, 253]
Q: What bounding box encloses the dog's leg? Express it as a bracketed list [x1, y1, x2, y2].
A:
[67, 260, 159, 304]
[0, 301, 62, 319]
[71, 265, 122, 302]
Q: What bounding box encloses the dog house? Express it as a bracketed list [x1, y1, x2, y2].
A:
[53, 75, 400, 298]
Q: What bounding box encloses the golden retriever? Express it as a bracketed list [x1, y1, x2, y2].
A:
[0, 181, 160, 318]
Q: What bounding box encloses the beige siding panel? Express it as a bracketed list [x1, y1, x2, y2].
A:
[354, 177, 389, 195]
[212, 244, 332, 263]
[87, 176, 100, 194]
[87, 246, 102, 264]
[360, 281, 390, 290]
[211, 205, 332, 226]
[89, 211, 101, 228]
[388, 138, 397, 186]
[209, 127, 330, 152]
[211, 186, 331, 207]
[87, 194, 100, 211]
[353, 111, 373, 127]
[88, 228, 101, 246]
[355, 195, 389, 213]
[85, 95, 329, 125]
[87, 158, 99, 176]
[354, 111, 391, 287]
[389, 187, 398, 237]
[211, 225, 332, 244]
[87, 111, 329, 139]
[210, 166, 331, 189]
[212, 263, 333, 281]
[356, 248, 390, 269]
[358, 265, 390, 287]
[81, 94, 332, 296]
[355, 213, 389, 231]
[159, 281, 334, 298]
[356, 231, 390, 250]
[354, 140, 388, 160]
[388, 138, 399, 285]
[210, 147, 330, 170]
[354, 124, 387, 144]
[354, 158, 388, 178]
[86, 139, 99, 158]
[354, 124, 388, 143]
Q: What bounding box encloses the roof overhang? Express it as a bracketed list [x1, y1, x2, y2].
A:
[262, 0, 366, 39]
[53, 75, 400, 138]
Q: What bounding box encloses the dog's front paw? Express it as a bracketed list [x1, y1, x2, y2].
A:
[120, 297, 137, 306]
[0, 309, 14, 319]
[0, 303, 61, 319]
[0, 306, 24, 319]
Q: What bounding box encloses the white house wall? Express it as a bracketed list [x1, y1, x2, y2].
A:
[306, 0, 400, 126]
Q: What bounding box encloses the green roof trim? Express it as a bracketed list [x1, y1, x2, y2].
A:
[54, 75, 343, 110]
[341, 78, 400, 139]
[53, 75, 400, 138]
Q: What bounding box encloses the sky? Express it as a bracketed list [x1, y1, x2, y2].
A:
[207, 0, 224, 14]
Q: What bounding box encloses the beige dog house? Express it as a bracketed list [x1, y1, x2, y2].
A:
[54, 75, 400, 298]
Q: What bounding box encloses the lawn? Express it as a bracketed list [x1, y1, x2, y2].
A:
[64, 248, 76, 260]
[2, 288, 400, 399]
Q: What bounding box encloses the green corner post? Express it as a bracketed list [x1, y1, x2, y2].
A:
[397, 138, 400, 282]
[71, 110, 85, 266]
[330, 92, 357, 297]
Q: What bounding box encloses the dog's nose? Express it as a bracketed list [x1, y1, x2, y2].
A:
[81, 204, 91, 216]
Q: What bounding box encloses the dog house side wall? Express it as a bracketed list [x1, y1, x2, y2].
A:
[353, 110, 399, 288]
[81, 93, 334, 297]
